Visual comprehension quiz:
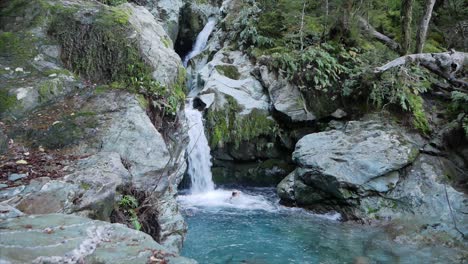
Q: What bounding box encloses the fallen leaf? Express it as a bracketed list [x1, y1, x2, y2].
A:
[16, 160, 28, 165]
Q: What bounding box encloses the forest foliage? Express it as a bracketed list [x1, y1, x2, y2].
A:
[224, 0, 467, 135]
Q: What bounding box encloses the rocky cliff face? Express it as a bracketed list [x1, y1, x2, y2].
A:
[0, 0, 194, 261]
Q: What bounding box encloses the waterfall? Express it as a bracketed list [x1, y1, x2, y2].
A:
[185, 103, 215, 193]
[183, 18, 216, 67]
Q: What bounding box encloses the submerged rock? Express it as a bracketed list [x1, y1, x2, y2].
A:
[0, 214, 196, 264]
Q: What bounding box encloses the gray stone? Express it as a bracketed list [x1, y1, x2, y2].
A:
[293, 118, 418, 192]
[64, 152, 130, 221]
[0, 184, 8, 189]
[15, 181, 79, 215]
[90, 92, 171, 189]
[195, 93, 215, 109]
[258, 65, 316, 122]
[142, 0, 184, 42]
[0, 204, 24, 219]
[0, 214, 196, 264]
[196, 50, 269, 115]
[126, 4, 184, 89]
[8, 173, 28, 182]
[331, 108, 347, 119]
[0, 185, 26, 200]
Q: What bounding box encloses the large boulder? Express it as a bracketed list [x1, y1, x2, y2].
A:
[278, 116, 467, 230]
[0, 214, 196, 264]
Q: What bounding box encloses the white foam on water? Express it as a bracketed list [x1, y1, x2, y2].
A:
[178, 189, 278, 212]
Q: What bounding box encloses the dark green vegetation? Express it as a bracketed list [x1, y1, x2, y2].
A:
[0, 0, 184, 118]
[47, 3, 185, 117]
[223, 0, 467, 135]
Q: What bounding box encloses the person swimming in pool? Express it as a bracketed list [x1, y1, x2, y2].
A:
[228, 190, 241, 202]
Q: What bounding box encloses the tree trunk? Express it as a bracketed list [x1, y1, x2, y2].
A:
[357, 16, 401, 52]
[300, 0, 306, 51]
[415, 0, 436, 53]
[401, 0, 414, 55]
[375, 51, 468, 88]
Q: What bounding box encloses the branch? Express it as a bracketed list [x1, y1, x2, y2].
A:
[375, 51, 468, 88]
[357, 15, 401, 53]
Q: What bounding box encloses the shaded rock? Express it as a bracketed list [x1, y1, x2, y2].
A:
[142, 0, 184, 42]
[331, 108, 348, 119]
[15, 181, 79, 215]
[213, 159, 295, 187]
[258, 65, 315, 122]
[0, 129, 7, 154]
[194, 93, 215, 110]
[87, 92, 170, 189]
[8, 173, 27, 182]
[0, 214, 196, 264]
[64, 152, 130, 221]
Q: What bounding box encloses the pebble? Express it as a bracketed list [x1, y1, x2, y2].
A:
[16, 159, 28, 165]
[8, 173, 27, 182]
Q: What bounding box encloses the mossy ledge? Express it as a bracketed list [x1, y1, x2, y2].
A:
[206, 95, 278, 149]
[47, 1, 185, 117]
[48, 5, 138, 83]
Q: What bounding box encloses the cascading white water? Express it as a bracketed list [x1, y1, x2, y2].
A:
[185, 103, 215, 193]
[180, 18, 281, 211]
[183, 17, 216, 67]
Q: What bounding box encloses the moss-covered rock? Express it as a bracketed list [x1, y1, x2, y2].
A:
[214, 64, 240, 80]
[206, 96, 277, 149]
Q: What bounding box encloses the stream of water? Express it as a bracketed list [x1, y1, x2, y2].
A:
[183, 17, 217, 67]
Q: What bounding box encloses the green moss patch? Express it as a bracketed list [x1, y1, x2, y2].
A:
[48, 6, 135, 83]
[24, 113, 98, 149]
[0, 32, 37, 65]
[206, 96, 278, 149]
[0, 90, 17, 114]
[215, 65, 241, 80]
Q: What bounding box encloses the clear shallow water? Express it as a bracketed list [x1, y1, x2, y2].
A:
[179, 188, 458, 264]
